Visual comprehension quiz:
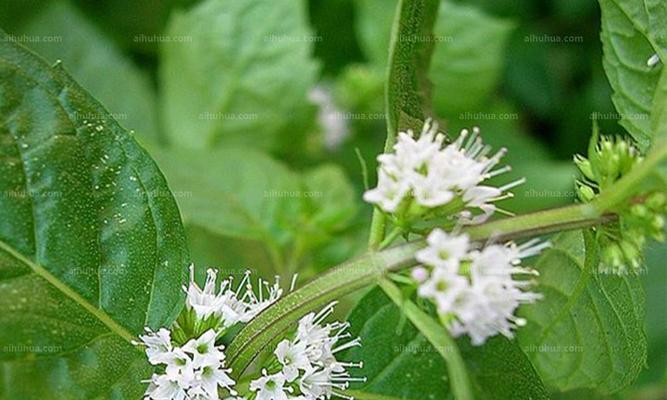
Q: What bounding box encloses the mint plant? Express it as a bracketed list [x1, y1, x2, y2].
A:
[0, 0, 665, 399]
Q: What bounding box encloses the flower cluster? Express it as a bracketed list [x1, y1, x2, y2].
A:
[411, 229, 547, 345]
[172, 267, 283, 343]
[248, 302, 365, 400]
[575, 134, 666, 273]
[138, 329, 236, 400]
[137, 266, 284, 400]
[363, 119, 521, 225]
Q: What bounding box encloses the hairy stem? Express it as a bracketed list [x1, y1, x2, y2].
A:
[380, 279, 474, 400]
[227, 203, 615, 377]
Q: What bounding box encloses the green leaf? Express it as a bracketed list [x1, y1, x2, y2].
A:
[430, 2, 514, 115]
[517, 231, 647, 394]
[0, 31, 189, 398]
[301, 165, 358, 236]
[632, 242, 667, 387]
[599, 0, 667, 150]
[160, 0, 319, 152]
[342, 287, 550, 400]
[146, 144, 300, 242]
[145, 144, 358, 272]
[20, 0, 160, 142]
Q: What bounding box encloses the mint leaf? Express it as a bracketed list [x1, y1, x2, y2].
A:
[160, 0, 319, 152]
[145, 145, 357, 271]
[0, 31, 189, 398]
[430, 2, 514, 115]
[20, 1, 160, 142]
[599, 0, 667, 150]
[342, 287, 550, 400]
[517, 231, 646, 394]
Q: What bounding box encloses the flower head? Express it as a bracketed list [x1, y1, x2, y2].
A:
[248, 303, 365, 400]
[181, 266, 283, 335]
[364, 119, 521, 225]
[412, 229, 547, 345]
[139, 329, 237, 400]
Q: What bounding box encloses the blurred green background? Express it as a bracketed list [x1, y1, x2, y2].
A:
[0, 0, 664, 398]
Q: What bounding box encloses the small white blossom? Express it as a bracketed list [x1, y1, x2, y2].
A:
[136, 328, 174, 365]
[415, 229, 470, 272]
[275, 340, 311, 382]
[138, 329, 237, 400]
[182, 329, 225, 369]
[144, 374, 188, 400]
[413, 229, 548, 345]
[250, 370, 291, 400]
[184, 266, 283, 329]
[364, 119, 521, 223]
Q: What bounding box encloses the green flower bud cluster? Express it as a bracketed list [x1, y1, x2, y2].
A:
[574, 133, 666, 274]
[574, 135, 643, 200]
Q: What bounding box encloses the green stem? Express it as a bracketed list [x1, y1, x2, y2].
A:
[379, 280, 474, 400]
[227, 202, 615, 377]
[461, 203, 614, 242]
[379, 226, 403, 249]
[367, 0, 403, 250]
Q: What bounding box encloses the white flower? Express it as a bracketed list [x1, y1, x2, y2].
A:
[139, 329, 237, 400]
[164, 348, 196, 388]
[238, 274, 283, 323]
[250, 303, 365, 400]
[415, 229, 470, 271]
[182, 329, 225, 369]
[184, 266, 226, 320]
[413, 229, 547, 345]
[184, 266, 284, 330]
[136, 328, 173, 365]
[417, 268, 469, 315]
[364, 119, 521, 224]
[275, 339, 311, 382]
[362, 169, 411, 213]
[144, 374, 187, 400]
[196, 362, 237, 399]
[249, 370, 291, 400]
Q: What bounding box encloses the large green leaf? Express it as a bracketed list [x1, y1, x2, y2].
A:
[160, 0, 319, 152]
[20, 0, 160, 142]
[517, 231, 646, 394]
[0, 32, 189, 398]
[599, 0, 667, 150]
[145, 144, 357, 272]
[342, 287, 550, 400]
[430, 1, 514, 115]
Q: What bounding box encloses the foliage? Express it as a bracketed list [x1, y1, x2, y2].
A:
[0, 0, 665, 398]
